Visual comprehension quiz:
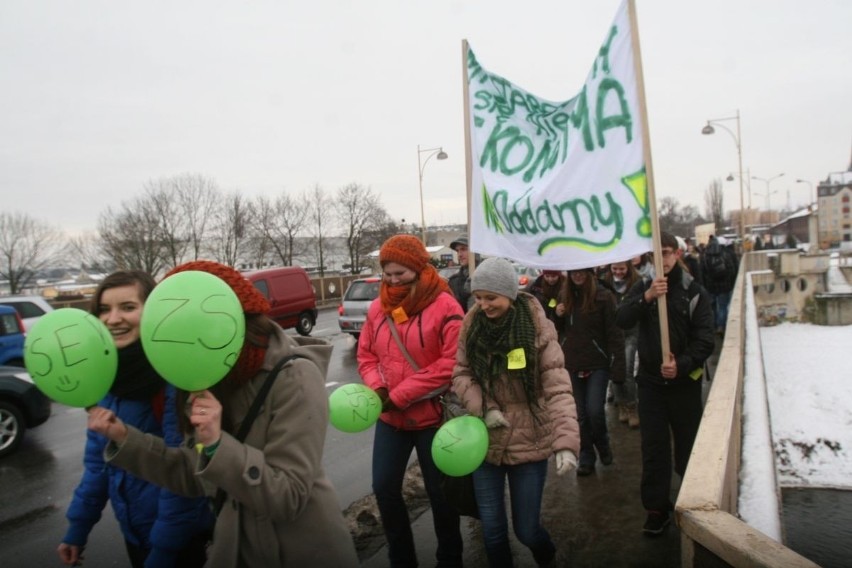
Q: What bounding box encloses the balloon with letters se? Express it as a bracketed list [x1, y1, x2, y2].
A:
[431, 415, 488, 477]
[140, 270, 245, 391]
[24, 308, 118, 407]
[328, 384, 382, 433]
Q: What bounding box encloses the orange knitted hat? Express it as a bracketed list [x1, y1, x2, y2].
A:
[164, 260, 270, 314]
[380, 234, 431, 272]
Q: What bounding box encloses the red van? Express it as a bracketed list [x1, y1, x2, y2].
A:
[244, 266, 318, 336]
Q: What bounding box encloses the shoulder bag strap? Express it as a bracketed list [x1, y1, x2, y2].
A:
[386, 316, 420, 371]
[212, 353, 306, 516]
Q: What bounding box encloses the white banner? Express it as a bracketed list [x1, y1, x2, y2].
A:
[467, 0, 652, 270]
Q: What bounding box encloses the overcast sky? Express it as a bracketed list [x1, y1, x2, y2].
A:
[1, 0, 850, 236]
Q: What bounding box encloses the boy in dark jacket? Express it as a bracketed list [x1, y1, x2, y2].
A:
[615, 232, 715, 536]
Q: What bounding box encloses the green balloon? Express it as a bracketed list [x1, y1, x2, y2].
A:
[328, 384, 381, 433]
[24, 308, 118, 408]
[140, 270, 245, 391]
[432, 415, 489, 477]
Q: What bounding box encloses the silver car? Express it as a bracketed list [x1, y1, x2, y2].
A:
[337, 276, 381, 340]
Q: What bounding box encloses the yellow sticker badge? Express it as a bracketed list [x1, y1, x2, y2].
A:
[507, 348, 527, 370]
[391, 307, 409, 324]
[548, 298, 557, 308]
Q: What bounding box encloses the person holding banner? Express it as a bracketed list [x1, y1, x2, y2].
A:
[615, 232, 715, 536]
[58, 271, 213, 568]
[358, 234, 465, 568]
[87, 261, 358, 567]
[555, 268, 625, 477]
[453, 257, 580, 568]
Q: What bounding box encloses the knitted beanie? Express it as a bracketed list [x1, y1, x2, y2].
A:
[164, 260, 271, 315]
[471, 257, 518, 300]
[379, 234, 431, 272]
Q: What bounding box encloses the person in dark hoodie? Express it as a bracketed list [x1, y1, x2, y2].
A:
[555, 268, 625, 476]
[615, 232, 715, 537]
[527, 269, 566, 326]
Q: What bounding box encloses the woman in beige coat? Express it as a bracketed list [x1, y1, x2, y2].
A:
[453, 258, 580, 568]
[88, 261, 358, 568]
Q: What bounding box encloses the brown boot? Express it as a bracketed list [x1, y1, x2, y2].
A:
[617, 403, 629, 423]
[627, 402, 640, 429]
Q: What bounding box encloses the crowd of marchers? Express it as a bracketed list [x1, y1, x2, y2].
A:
[59, 229, 733, 568]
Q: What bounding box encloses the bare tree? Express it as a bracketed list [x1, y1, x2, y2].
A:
[174, 174, 220, 261]
[335, 183, 390, 274]
[305, 185, 332, 276]
[143, 173, 221, 266]
[704, 178, 724, 229]
[98, 196, 168, 276]
[658, 197, 706, 238]
[253, 191, 309, 267]
[0, 212, 64, 294]
[68, 232, 114, 273]
[210, 192, 253, 267]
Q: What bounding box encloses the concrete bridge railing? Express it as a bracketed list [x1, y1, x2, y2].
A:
[675, 251, 820, 567]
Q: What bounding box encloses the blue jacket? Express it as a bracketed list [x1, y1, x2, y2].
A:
[63, 386, 213, 567]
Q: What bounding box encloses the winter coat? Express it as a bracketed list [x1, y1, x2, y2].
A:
[106, 327, 358, 568]
[701, 240, 737, 294]
[448, 265, 474, 313]
[358, 291, 463, 430]
[615, 263, 715, 387]
[452, 293, 580, 465]
[64, 386, 213, 567]
[556, 287, 626, 383]
[527, 274, 564, 325]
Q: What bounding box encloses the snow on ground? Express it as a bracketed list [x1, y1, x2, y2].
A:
[761, 322, 852, 488]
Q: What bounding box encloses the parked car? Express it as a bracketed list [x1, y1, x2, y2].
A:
[338, 276, 381, 340]
[0, 366, 52, 457]
[0, 295, 54, 333]
[244, 266, 318, 336]
[0, 305, 25, 367]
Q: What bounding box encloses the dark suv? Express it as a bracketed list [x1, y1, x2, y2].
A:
[337, 277, 381, 340]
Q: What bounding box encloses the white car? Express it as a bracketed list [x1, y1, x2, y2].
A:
[0, 296, 55, 332]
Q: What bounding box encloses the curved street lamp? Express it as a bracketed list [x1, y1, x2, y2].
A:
[702, 110, 745, 238]
[417, 145, 448, 244]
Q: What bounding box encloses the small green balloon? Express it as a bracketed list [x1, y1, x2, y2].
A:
[24, 308, 118, 407]
[140, 271, 245, 391]
[328, 384, 381, 433]
[432, 415, 489, 477]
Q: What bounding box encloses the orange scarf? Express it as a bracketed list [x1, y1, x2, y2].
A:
[379, 265, 450, 318]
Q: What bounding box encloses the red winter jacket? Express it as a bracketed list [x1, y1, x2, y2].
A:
[358, 292, 463, 430]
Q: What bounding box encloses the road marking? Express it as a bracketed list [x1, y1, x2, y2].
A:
[327, 381, 341, 388]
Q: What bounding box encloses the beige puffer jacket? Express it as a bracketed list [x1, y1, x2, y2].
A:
[452, 292, 580, 465]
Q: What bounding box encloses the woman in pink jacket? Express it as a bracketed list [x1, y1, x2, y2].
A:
[358, 234, 464, 568]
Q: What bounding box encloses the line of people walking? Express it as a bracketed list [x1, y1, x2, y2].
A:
[63, 229, 718, 568]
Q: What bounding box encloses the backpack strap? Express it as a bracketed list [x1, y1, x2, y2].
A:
[211, 353, 308, 516]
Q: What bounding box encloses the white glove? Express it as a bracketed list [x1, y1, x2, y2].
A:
[484, 409, 511, 429]
[555, 450, 578, 476]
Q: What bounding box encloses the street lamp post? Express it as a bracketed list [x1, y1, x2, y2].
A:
[702, 109, 745, 238]
[796, 178, 815, 207]
[417, 144, 448, 244]
[752, 173, 784, 212]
